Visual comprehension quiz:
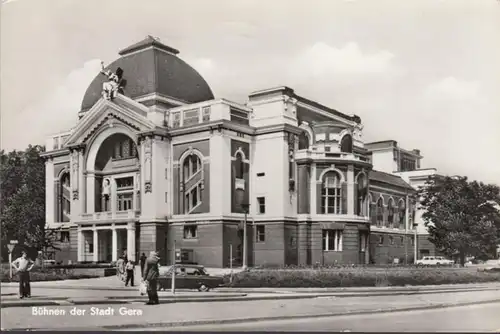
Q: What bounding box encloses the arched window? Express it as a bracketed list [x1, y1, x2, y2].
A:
[234, 152, 244, 179]
[387, 199, 394, 228]
[376, 198, 384, 227]
[298, 132, 309, 150]
[59, 172, 71, 222]
[321, 171, 342, 214]
[183, 154, 202, 181]
[181, 153, 203, 213]
[113, 138, 137, 159]
[398, 199, 406, 228]
[340, 134, 353, 153]
[356, 173, 368, 216]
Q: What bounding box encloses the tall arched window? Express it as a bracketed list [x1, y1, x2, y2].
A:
[234, 152, 244, 179]
[340, 134, 353, 153]
[181, 153, 203, 213]
[398, 199, 406, 228]
[321, 171, 342, 214]
[59, 172, 71, 222]
[298, 132, 309, 150]
[183, 154, 201, 181]
[376, 198, 384, 227]
[387, 199, 394, 228]
[356, 173, 368, 216]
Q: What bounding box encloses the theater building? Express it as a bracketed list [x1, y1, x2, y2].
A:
[42, 36, 432, 267]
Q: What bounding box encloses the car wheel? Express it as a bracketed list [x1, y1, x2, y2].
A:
[198, 284, 210, 292]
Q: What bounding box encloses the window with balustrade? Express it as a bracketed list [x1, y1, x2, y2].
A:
[116, 177, 134, 211]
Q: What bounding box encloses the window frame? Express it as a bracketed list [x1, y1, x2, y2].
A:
[322, 229, 343, 252]
[257, 197, 266, 214]
[256, 225, 265, 243]
[183, 225, 198, 240]
[321, 172, 342, 214]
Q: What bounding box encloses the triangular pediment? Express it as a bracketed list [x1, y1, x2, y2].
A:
[64, 94, 157, 147]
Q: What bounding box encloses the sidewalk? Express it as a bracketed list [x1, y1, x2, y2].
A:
[3, 290, 500, 330]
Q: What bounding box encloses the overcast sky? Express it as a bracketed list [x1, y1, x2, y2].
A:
[1, 0, 499, 184]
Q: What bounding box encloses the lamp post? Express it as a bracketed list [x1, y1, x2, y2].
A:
[241, 203, 250, 270]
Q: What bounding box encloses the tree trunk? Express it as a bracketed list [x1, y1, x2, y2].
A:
[459, 251, 466, 267]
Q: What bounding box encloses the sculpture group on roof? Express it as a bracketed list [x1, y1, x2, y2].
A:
[100, 61, 124, 100]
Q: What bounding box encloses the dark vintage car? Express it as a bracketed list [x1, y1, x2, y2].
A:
[157, 264, 224, 292]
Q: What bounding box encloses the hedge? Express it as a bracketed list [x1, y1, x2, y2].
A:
[0, 268, 99, 282]
[224, 267, 500, 288]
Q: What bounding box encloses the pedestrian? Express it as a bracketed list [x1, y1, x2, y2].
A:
[11, 251, 35, 299]
[142, 250, 160, 305]
[116, 256, 125, 281]
[140, 252, 147, 274]
[125, 260, 135, 287]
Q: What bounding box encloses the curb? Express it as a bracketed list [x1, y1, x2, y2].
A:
[3, 286, 500, 308]
[98, 298, 500, 330]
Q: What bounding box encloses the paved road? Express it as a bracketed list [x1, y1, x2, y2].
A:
[157, 302, 500, 332]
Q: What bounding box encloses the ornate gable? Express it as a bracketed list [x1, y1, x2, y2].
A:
[64, 95, 157, 147]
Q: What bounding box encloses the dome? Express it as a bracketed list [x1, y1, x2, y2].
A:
[80, 36, 214, 112]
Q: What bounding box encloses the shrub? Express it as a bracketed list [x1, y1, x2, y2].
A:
[224, 267, 500, 288]
[0, 267, 99, 282]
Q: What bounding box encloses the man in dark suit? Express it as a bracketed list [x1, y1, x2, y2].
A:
[142, 251, 160, 305]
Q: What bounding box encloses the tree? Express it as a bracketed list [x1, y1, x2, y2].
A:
[418, 175, 500, 266]
[0, 145, 60, 260]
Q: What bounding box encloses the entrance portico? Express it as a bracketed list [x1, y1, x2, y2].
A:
[77, 222, 137, 262]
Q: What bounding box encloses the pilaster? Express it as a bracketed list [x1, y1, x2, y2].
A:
[77, 228, 84, 262]
[92, 228, 98, 262]
[347, 165, 355, 215]
[112, 228, 118, 262]
[86, 172, 95, 214]
[127, 222, 136, 262]
[310, 163, 317, 214]
[45, 158, 55, 225]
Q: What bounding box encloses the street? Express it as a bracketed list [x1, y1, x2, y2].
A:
[156, 302, 500, 332]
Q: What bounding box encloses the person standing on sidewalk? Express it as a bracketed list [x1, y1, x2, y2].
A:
[11, 251, 35, 299]
[142, 251, 160, 305]
[116, 256, 125, 282]
[140, 253, 147, 274]
[124, 260, 135, 287]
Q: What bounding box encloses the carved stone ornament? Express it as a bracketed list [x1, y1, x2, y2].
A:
[143, 136, 152, 193]
[72, 190, 79, 200]
[71, 150, 79, 193]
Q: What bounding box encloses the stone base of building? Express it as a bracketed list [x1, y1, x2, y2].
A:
[47, 222, 434, 267]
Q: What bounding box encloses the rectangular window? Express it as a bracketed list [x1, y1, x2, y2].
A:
[183, 109, 200, 126]
[117, 193, 133, 211]
[116, 177, 134, 189]
[229, 107, 249, 125]
[411, 236, 415, 246]
[172, 112, 181, 128]
[183, 225, 198, 239]
[389, 236, 394, 245]
[324, 146, 331, 152]
[165, 192, 168, 203]
[257, 172, 265, 177]
[322, 229, 343, 251]
[399, 236, 404, 246]
[256, 225, 265, 242]
[60, 231, 70, 243]
[257, 197, 266, 214]
[202, 107, 211, 122]
[378, 235, 384, 245]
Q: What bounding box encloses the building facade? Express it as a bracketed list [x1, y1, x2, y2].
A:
[42, 36, 433, 267]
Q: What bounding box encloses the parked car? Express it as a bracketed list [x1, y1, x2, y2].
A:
[416, 256, 454, 266]
[157, 264, 224, 292]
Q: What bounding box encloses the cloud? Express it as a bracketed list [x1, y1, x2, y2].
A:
[291, 42, 396, 77]
[425, 76, 481, 101]
[2, 59, 102, 150]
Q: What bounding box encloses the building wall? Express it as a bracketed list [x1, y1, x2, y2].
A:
[371, 150, 396, 174]
[369, 232, 415, 264]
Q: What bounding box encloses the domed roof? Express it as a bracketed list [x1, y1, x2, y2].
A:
[80, 36, 214, 112]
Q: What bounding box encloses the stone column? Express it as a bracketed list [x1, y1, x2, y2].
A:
[86, 172, 95, 214]
[310, 163, 317, 214]
[79, 150, 85, 214]
[112, 227, 118, 262]
[347, 165, 355, 215]
[127, 223, 136, 262]
[93, 228, 99, 262]
[77, 229, 84, 262]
